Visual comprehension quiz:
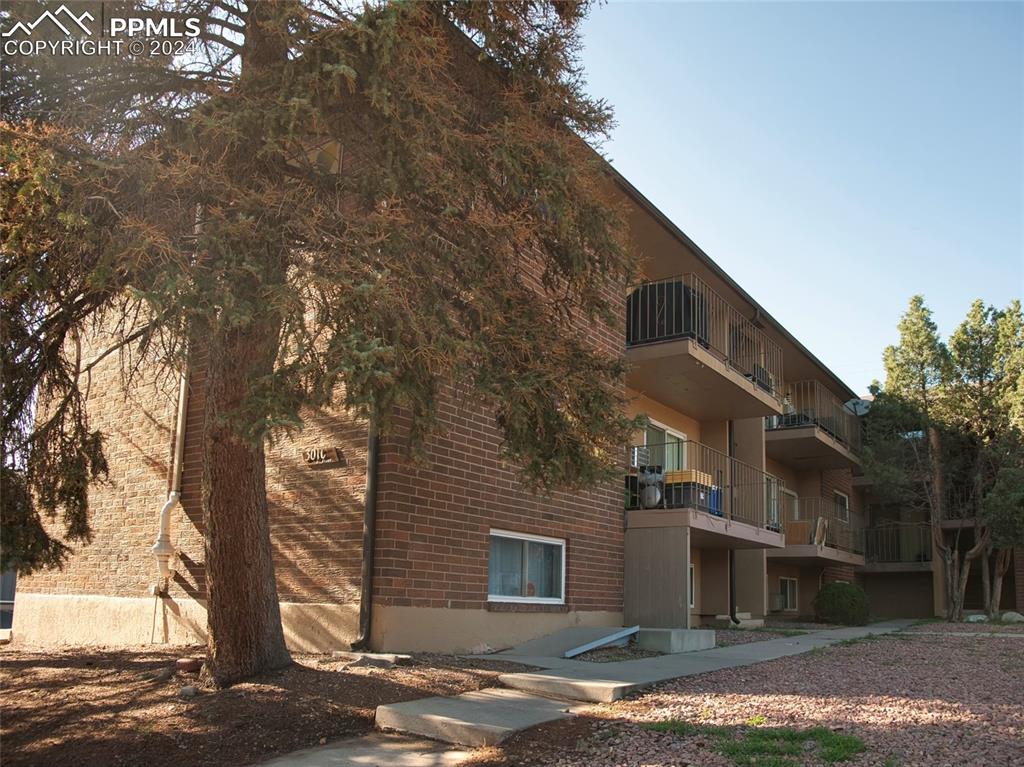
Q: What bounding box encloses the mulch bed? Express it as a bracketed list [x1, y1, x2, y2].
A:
[0, 644, 531, 767]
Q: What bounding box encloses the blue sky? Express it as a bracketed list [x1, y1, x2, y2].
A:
[579, 1, 1023, 394]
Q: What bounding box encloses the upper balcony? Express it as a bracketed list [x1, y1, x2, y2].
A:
[861, 523, 933, 572]
[765, 380, 862, 469]
[625, 439, 786, 550]
[625, 274, 785, 420]
[768, 496, 864, 567]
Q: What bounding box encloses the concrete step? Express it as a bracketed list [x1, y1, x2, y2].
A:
[375, 688, 572, 747]
[710, 616, 764, 629]
[499, 670, 647, 703]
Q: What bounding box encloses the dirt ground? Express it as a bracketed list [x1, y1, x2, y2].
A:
[470, 631, 1024, 766]
[0, 644, 530, 767]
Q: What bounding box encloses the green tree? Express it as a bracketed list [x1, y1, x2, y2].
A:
[864, 296, 1024, 620]
[1, 0, 637, 684]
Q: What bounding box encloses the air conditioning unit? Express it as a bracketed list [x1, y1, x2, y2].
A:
[769, 594, 785, 612]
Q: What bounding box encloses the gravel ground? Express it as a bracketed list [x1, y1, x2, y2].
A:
[0, 645, 532, 767]
[712, 629, 792, 647]
[906, 621, 1024, 634]
[575, 641, 663, 663]
[471, 632, 1024, 766]
[763, 619, 835, 631]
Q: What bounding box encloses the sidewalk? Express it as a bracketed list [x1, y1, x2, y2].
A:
[255, 620, 915, 765]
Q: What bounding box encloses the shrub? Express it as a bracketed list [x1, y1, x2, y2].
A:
[813, 582, 870, 626]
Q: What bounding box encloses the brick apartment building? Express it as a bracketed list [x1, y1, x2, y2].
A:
[11, 163, 1022, 652]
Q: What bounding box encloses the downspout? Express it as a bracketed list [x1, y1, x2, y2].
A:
[728, 549, 740, 626]
[727, 420, 740, 626]
[151, 367, 189, 591]
[351, 418, 380, 650]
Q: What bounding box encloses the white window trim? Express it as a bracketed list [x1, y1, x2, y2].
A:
[637, 418, 689, 470]
[487, 529, 566, 605]
[689, 563, 695, 609]
[782, 488, 799, 520]
[780, 577, 798, 611]
[833, 491, 850, 523]
[644, 418, 688, 444]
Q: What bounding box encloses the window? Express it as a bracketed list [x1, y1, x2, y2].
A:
[833, 491, 850, 523]
[487, 530, 565, 604]
[780, 577, 798, 611]
[641, 421, 687, 472]
[689, 564, 696, 609]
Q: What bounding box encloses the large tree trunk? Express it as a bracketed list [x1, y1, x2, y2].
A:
[981, 546, 992, 619]
[952, 527, 989, 622]
[927, 426, 959, 620]
[201, 311, 291, 686]
[988, 548, 1011, 619]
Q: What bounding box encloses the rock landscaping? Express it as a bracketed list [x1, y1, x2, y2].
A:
[470, 630, 1024, 766]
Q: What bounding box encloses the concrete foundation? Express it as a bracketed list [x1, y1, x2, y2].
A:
[638, 628, 715, 653]
[371, 604, 623, 654]
[12, 592, 357, 653]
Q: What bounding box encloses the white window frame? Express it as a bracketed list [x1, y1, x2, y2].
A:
[689, 563, 695, 609]
[783, 488, 799, 519]
[487, 529, 566, 605]
[780, 577, 798, 611]
[833, 491, 850, 524]
[636, 418, 688, 469]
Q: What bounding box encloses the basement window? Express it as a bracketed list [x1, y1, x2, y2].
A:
[780, 577, 798, 611]
[487, 530, 565, 604]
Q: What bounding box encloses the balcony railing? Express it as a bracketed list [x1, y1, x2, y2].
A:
[625, 273, 784, 400]
[864, 523, 933, 564]
[626, 440, 785, 531]
[781, 496, 863, 554]
[766, 380, 861, 453]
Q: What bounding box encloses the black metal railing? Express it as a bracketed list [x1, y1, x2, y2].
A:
[864, 523, 932, 564]
[765, 380, 861, 453]
[625, 273, 784, 399]
[626, 440, 785, 531]
[782, 496, 863, 554]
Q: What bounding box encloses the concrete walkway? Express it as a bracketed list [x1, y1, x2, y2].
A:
[498, 620, 913, 703]
[255, 620, 915, 765]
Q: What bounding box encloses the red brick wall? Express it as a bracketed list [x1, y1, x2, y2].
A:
[18, 333, 180, 598]
[371, 390, 624, 614]
[20, 340, 369, 610]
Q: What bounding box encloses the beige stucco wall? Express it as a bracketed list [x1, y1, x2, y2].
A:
[11, 592, 357, 653]
[766, 562, 821, 617]
[698, 548, 730, 621]
[370, 605, 623, 653]
[626, 389, 703, 443]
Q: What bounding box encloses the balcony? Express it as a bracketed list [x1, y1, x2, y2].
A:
[625, 439, 786, 549]
[768, 496, 865, 567]
[861, 523, 933, 572]
[625, 274, 784, 420]
[765, 380, 862, 469]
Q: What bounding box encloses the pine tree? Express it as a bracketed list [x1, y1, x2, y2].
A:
[865, 296, 1024, 620]
[1, 1, 638, 684]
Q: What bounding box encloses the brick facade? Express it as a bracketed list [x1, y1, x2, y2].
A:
[19, 337, 370, 620]
[371, 389, 624, 615]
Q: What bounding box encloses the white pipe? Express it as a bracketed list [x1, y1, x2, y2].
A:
[151, 367, 190, 585]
